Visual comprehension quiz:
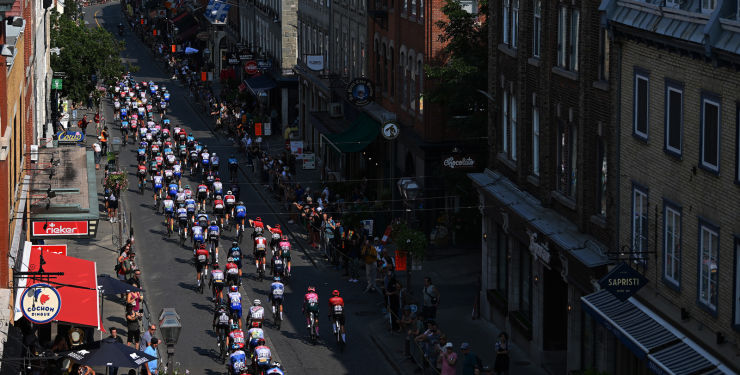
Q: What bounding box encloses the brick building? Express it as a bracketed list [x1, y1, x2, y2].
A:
[577, 0, 740, 373]
[469, 0, 616, 372]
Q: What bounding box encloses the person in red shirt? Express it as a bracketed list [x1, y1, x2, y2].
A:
[328, 290, 346, 343]
[194, 243, 210, 288]
[250, 217, 265, 238]
[267, 224, 283, 256]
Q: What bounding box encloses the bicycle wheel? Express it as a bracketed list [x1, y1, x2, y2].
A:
[336, 321, 345, 352]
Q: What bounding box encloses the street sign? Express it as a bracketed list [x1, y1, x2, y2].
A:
[31, 221, 90, 238]
[244, 60, 258, 75]
[51, 79, 63, 90]
[52, 71, 66, 78]
[302, 153, 315, 169]
[346, 78, 374, 106]
[32, 244, 68, 256]
[598, 262, 648, 302]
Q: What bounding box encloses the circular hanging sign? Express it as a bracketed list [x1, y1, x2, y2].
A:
[244, 60, 258, 75]
[382, 121, 400, 140]
[20, 283, 62, 324]
[346, 78, 374, 106]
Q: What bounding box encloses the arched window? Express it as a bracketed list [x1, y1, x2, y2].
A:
[382, 43, 388, 93]
[408, 54, 415, 110]
[400, 51, 406, 105]
[374, 40, 381, 91]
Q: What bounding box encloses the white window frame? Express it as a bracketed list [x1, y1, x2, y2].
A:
[665, 85, 683, 155]
[411, 0, 416, 16]
[632, 186, 648, 262]
[663, 205, 681, 287]
[510, 95, 517, 161]
[569, 9, 579, 72]
[701, 97, 720, 172]
[512, 0, 519, 49]
[503, 0, 510, 45]
[698, 223, 719, 312]
[557, 6, 567, 68]
[533, 0, 541, 58]
[502, 91, 509, 153]
[701, 0, 717, 13]
[634, 74, 649, 139]
[532, 107, 540, 176]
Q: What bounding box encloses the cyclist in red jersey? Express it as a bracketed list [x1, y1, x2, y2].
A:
[328, 290, 346, 343]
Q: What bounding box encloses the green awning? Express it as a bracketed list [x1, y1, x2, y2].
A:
[325, 113, 379, 153]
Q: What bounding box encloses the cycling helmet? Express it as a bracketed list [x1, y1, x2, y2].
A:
[216, 195, 222, 200]
[237, 201, 244, 205]
[215, 177, 221, 181]
[230, 323, 239, 330]
[274, 224, 280, 229]
[257, 338, 265, 346]
[213, 152, 217, 157]
[232, 241, 238, 246]
[281, 235, 288, 241]
[230, 285, 238, 292]
[227, 191, 232, 195]
[185, 185, 190, 189]
[255, 217, 262, 221]
[307, 286, 316, 293]
[332, 290, 340, 297]
[271, 362, 281, 368]
[251, 321, 261, 328]
[213, 263, 219, 268]
[273, 276, 281, 282]
[227, 257, 234, 263]
[211, 220, 217, 225]
[253, 299, 261, 306]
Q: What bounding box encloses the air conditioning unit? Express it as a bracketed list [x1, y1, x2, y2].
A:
[328, 103, 343, 118]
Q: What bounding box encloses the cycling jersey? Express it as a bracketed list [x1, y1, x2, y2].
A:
[183, 189, 193, 199]
[195, 248, 209, 263]
[229, 330, 246, 349]
[229, 350, 247, 371]
[224, 194, 236, 205]
[254, 237, 267, 251]
[248, 306, 265, 321]
[192, 226, 204, 242]
[247, 327, 264, 340]
[166, 154, 176, 164]
[254, 346, 271, 366]
[270, 282, 284, 300]
[153, 176, 163, 189]
[208, 225, 220, 239]
[271, 256, 284, 274]
[197, 184, 208, 195]
[229, 246, 242, 260]
[137, 165, 147, 176]
[304, 292, 319, 313]
[185, 199, 196, 212]
[225, 261, 239, 275]
[197, 214, 209, 227]
[229, 291, 242, 312]
[214, 199, 225, 210]
[173, 164, 182, 176]
[176, 208, 188, 220]
[235, 205, 247, 218]
[329, 296, 345, 316]
[215, 310, 230, 327]
[168, 184, 178, 197]
[212, 156, 220, 167]
[213, 181, 223, 195]
[211, 269, 225, 284]
[163, 199, 175, 213]
[201, 152, 210, 165]
[176, 192, 186, 203]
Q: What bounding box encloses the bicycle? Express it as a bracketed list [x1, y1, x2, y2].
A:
[272, 299, 282, 330]
[308, 311, 318, 344]
[166, 215, 173, 238]
[236, 223, 244, 244]
[217, 327, 227, 363]
[198, 266, 207, 294]
[332, 315, 345, 353]
[256, 257, 265, 281]
[179, 221, 186, 247]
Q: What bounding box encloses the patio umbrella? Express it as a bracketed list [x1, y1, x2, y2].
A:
[61, 338, 156, 367]
[184, 47, 199, 54]
[97, 274, 142, 295]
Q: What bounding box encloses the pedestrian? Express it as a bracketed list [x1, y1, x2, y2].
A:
[141, 324, 156, 348]
[123, 252, 138, 281]
[440, 342, 458, 375]
[78, 114, 88, 135]
[422, 277, 440, 320]
[347, 230, 361, 282]
[108, 327, 123, 375]
[92, 142, 102, 170]
[87, 93, 94, 109]
[494, 332, 510, 375]
[126, 305, 142, 350]
[94, 111, 101, 134]
[404, 308, 423, 357]
[361, 238, 378, 292]
[100, 127, 109, 155]
[385, 269, 401, 332]
[116, 250, 129, 282]
[108, 191, 118, 222]
[143, 337, 159, 374]
[323, 214, 336, 262]
[461, 342, 482, 375]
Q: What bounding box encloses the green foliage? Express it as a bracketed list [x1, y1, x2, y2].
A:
[392, 222, 428, 259]
[425, 0, 488, 135]
[50, 7, 127, 104]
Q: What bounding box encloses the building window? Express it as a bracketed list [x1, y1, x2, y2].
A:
[512, 0, 519, 48]
[532, 0, 541, 57]
[510, 94, 517, 161]
[519, 251, 532, 321]
[502, 90, 509, 153]
[557, 6, 566, 67]
[598, 27, 609, 80]
[733, 237, 740, 329]
[411, 0, 416, 16]
[419, 0, 424, 19]
[700, 94, 720, 172]
[503, 0, 510, 45]
[665, 83, 683, 156]
[701, 0, 716, 13]
[698, 220, 719, 313]
[597, 138, 607, 217]
[663, 202, 681, 288]
[569, 9, 579, 71]
[632, 185, 648, 263]
[556, 123, 577, 198]
[633, 72, 649, 140]
[532, 107, 540, 176]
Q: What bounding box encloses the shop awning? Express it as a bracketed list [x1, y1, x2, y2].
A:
[14, 244, 101, 329]
[324, 113, 379, 153]
[245, 75, 277, 95]
[582, 290, 733, 375]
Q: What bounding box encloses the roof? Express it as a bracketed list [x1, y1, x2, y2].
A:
[601, 0, 740, 57]
[324, 113, 380, 153]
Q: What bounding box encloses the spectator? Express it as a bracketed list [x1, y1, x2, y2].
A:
[141, 324, 156, 348]
[385, 268, 401, 332]
[116, 250, 129, 282]
[78, 114, 89, 135]
[461, 342, 482, 375]
[126, 306, 141, 350]
[404, 308, 423, 357]
[108, 327, 123, 375]
[108, 191, 118, 222]
[92, 142, 102, 170]
[347, 229, 361, 282]
[440, 342, 458, 375]
[361, 238, 378, 292]
[100, 127, 109, 155]
[494, 332, 510, 375]
[123, 252, 138, 281]
[323, 214, 336, 262]
[422, 277, 440, 320]
[144, 337, 159, 374]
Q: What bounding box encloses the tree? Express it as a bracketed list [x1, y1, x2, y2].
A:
[425, 0, 488, 135]
[50, 2, 128, 105]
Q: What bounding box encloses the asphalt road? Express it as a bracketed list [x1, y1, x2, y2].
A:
[83, 3, 395, 374]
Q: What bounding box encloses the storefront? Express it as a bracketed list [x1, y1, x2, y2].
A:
[470, 169, 610, 372]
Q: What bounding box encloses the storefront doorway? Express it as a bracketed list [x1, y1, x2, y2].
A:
[542, 266, 568, 372]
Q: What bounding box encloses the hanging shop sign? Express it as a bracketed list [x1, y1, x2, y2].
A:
[257, 60, 273, 70]
[346, 78, 374, 106]
[227, 53, 239, 65]
[20, 283, 62, 324]
[302, 153, 316, 169]
[442, 155, 476, 169]
[527, 229, 551, 265]
[305, 55, 324, 71]
[598, 262, 648, 302]
[244, 60, 258, 75]
[55, 130, 85, 144]
[32, 221, 90, 238]
[381, 121, 400, 140]
[196, 31, 210, 41]
[239, 50, 253, 61]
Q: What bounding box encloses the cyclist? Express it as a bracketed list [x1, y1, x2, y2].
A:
[224, 190, 236, 225]
[210, 263, 226, 303]
[249, 217, 265, 240]
[303, 286, 320, 336]
[136, 162, 147, 189]
[234, 201, 247, 236]
[230, 181, 241, 201]
[252, 340, 271, 372]
[191, 222, 205, 250]
[152, 171, 163, 203]
[228, 241, 243, 278]
[228, 154, 238, 180]
[225, 257, 239, 287]
[176, 203, 188, 237]
[213, 303, 231, 350]
[266, 224, 283, 257]
[211, 152, 220, 172]
[200, 147, 211, 173]
[185, 195, 196, 222]
[266, 361, 285, 375]
[247, 299, 265, 328]
[253, 233, 267, 274]
[227, 322, 246, 352]
[329, 289, 346, 343]
[269, 276, 284, 321]
[137, 142, 147, 163]
[194, 243, 210, 288]
[247, 321, 265, 354]
[173, 160, 182, 186]
[162, 195, 175, 229]
[167, 182, 179, 200]
[196, 211, 210, 229]
[278, 235, 292, 277]
[270, 249, 285, 278]
[207, 220, 221, 261]
[197, 182, 208, 210]
[175, 187, 186, 208]
[228, 285, 243, 330]
[213, 195, 225, 228]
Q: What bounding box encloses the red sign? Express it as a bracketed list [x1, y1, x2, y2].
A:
[244, 60, 258, 75]
[33, 245, 67, 256]
[255, 122, 263, 136]
[32, 221, 89, 237]
[395, 251, 407, 271]
[201, 71, 208, 82]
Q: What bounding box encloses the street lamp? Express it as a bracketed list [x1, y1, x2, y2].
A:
[159, 308, 182, 371]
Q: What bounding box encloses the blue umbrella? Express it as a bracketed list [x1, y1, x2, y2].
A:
[97, 274, 141, 295]
[185, 47, 199, 54]
[61, 338, 156, 367]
